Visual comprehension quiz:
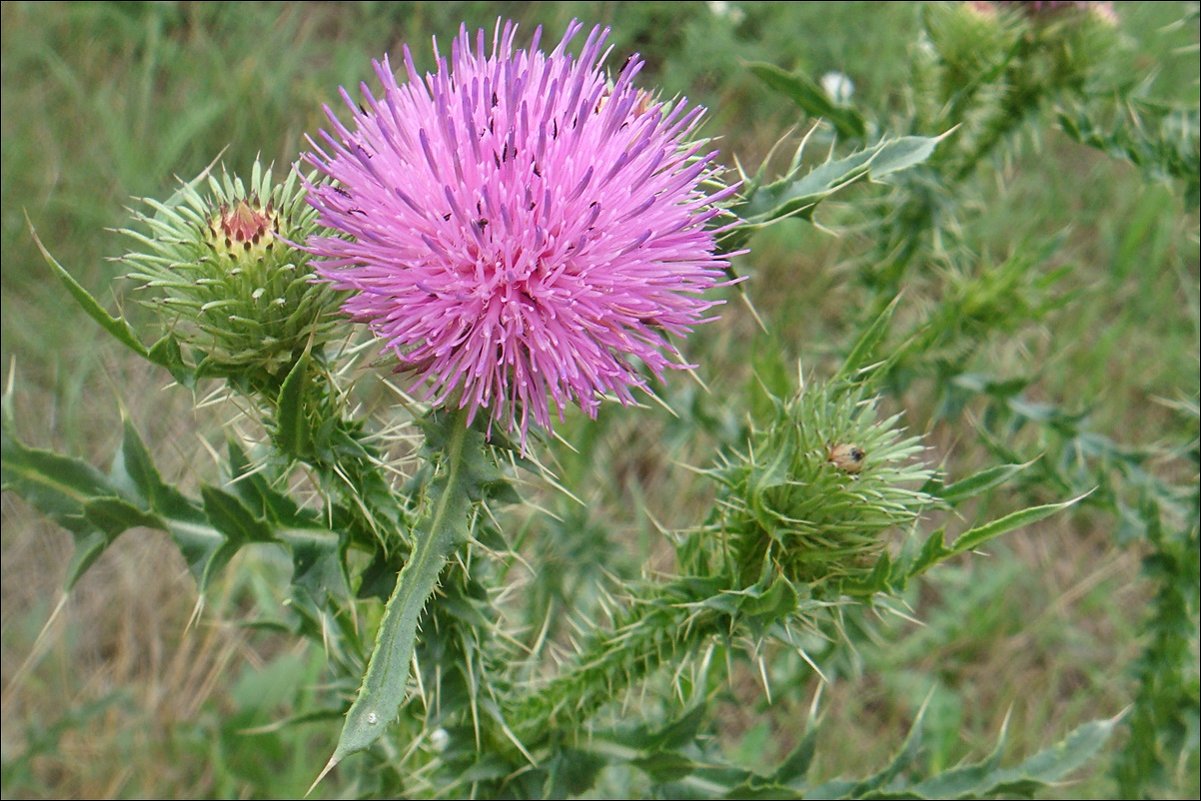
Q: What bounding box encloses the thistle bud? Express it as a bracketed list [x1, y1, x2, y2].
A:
[120, 160, 343, 384]
[924, 2, 1023, 86]
[712, 381, 937, 592]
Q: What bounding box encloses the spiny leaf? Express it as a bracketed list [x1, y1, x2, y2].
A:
[900, 492, 1087, 584]
[287, 526, 350, 606]
[115, 419, 167, 508]
[837, 295, 901, 382]
[321, 408, 480, 777]
[738, 134, 945, 227]
[164, 516, 226, 583]
[200, 485, 276, 545]
[545, 748, 607, 798]
[909, 528, 950, 579]
[84, 496, 161, 536]
[926, 459, 1038, 506]
[1, 426, 115, 530]
[868, 135, 947, 178]
[848, 696, 930, 795]
[772, 725, 819, 784]
[62, 529, 115, 592]
[3, 400, 342, 602]
[225, 440, 317, 527]
[28, 220, 150, 359]
[749, 62, 867, 139]
[146, 334, 197, 388]
[736, 577, 799, 628]
[868, 714, 1123, 799]
[199, 485, 279, 591]
[65, 498, 161, 588]
[948, 492, 1090, 556]
[276, 351, 313, 459]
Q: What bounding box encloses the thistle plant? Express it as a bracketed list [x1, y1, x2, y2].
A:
[3, 9, 1188, 800]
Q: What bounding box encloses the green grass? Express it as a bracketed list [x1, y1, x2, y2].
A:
[2, 2, 1197, 798]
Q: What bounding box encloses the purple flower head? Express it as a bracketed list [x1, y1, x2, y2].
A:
[304, 19, 738, 444]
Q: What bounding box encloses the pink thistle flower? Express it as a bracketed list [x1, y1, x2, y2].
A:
[304, 19, 738, 444]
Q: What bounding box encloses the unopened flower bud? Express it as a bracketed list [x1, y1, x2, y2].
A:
[120, 160, 343, 382]
[712, 381, 935, 591]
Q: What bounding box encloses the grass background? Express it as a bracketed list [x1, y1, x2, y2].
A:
[1, 1, 1197, 797]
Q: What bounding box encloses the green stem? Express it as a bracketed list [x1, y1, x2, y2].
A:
[267, 353, 407, 544]
[507, 585, 723, 742]
[325, 406, 474, 767]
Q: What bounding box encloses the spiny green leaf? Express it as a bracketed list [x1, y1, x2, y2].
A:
[322, 408, 479, 776]
[5, 398, 359, 616]
[225, 440, 309, 525]
[276, 351, 313, 459]
[749, 62, 867, 139]
[29, 221, 150, 359]
[164, 517, 226, 583]
[837, 295, 901, 382]
[115, 419, 166, 509]
[286, 526, 350, 605]
[909, 528, 949, 578]
[739, 135, 945, 228]
[749, 334, 793, 423]
[927, 459, 1039, 506]
[793, 703, 935, 797]
[84, 496, 161, 536]
[546, 748, 607, 798]
[868, 135, 948, 178]
[874, 714, 1123, 799]
[200, 485, 276, 545]
[772, 726, 819, 784]
[198, 485, 278, 590]
[847, 696, 930, 796]
[649, 704, 710, 752]
[632, 750, 701, 783]
[737, 578, 799, 625]
[948, 492, 1089, 556]
[842, 551, 897, 596]
[62, 529, 113, 591]
[146, 334, 197, 388]
[745, 148, 874, 222]
[63, 498, 162, 588]
[1, 427, 115, 530]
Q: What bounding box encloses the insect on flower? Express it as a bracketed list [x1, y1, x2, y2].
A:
[303, 19, 740, 447]
[828, 442, 867, 474]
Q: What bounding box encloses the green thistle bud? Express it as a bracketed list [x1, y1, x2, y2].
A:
[925, 2, 1023, 81]
[120, 159, 342, 384]
[712, 380, 938, 592]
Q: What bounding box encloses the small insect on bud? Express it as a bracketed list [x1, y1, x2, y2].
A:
[828, 443, 866, 474]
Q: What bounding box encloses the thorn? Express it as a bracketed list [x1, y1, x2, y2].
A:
[793, 642, 830, 685]
[739, 292, 768, 333]
[187, 595, 206, 631]
[4, 592, 68, 694]
[495, 715, 537, 766]
[4, 355, 16, 405]
[642, 386, 681, 418]
[307, 755, 339, 797]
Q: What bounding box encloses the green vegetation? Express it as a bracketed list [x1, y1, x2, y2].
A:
[2, 2, 1197, 798]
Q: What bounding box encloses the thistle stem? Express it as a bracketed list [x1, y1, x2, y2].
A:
[507, 588, 722, 741]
